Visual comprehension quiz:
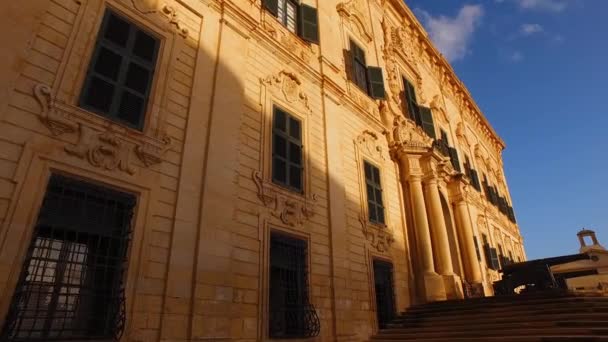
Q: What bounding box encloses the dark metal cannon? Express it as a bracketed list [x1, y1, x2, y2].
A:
[493, 253, 594, 295]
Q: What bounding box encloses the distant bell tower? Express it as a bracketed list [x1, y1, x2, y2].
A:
[577, 229, 606, 253]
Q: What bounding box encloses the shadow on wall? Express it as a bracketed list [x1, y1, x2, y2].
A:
[0, 2, 419, 342]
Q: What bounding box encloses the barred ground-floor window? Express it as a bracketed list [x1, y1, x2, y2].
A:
[1, 175, 136, 341]
[268, 232, 320, 339]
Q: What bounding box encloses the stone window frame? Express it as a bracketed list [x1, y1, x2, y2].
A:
[363, 159, 386, 226]
[0, 155, 153, 339]
[78, 8, 161, 131]
[260, 224, 316, 341]
[271, 106, 305, 193]
[52, 0, 183, 138]
[259, 75, 313, 199]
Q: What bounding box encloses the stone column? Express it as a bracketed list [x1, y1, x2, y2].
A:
[404, 168, 446, 302]
[424, 175, 463, 299]
[423, 176, 454, 276]
[454, 200, 483, 283]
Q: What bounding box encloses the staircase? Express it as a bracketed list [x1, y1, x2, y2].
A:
[370, 292, 608, 341]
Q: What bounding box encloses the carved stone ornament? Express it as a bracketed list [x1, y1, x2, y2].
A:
[430, 95, 449, 123]
[389, 114, 433, 157]
[259, 15, 316, 63]
[359, 213, 394, 253]
[130, 0, 160, 14]
[252, 171, 317, 227]
[356, 130, 386, 161]
[336, 0, 373, 43]
[161, 4, 189, 38]
[347, 86, 380, 120]
[33, 84, 77, 136]
[262, 70, 312, 115]
[33, 83, 172, 173]
[65, 124, 137, 175]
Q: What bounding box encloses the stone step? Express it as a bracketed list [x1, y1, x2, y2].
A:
[370, 336, 608, 342]
[371, 327, 608, 340]
[387, 313, 608, 328]
[405, 297, 608, 315]
[401, 302, 608, 318]
[382, 320, 608, 334]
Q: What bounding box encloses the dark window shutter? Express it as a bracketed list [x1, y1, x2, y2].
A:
[490, 248, 500, 270]
[367, 67, 386, 99]
[448, 147, 461, 172]
[418, 106, 436, 139]
[343, 49, 353, 81]
[404, 79, 420, 123]
[483, 244, 492, 268]
[263, 0, 279, 16]
[298, 4, 319, 44]
[473, 236, 481, 261]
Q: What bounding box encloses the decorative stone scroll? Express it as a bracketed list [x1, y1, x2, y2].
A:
[356, 130, 386, 161]
[337, 0, 373, 43]
[66, 125, 137, 175]
[33, 83, 173, 174]
[390, 114, 433, 152]
[161, 4, 189, 38]
[359, 213, 394, 253]
[33, 84, 77, 136]
[261, 70, 312, 115]
[252, 171, 317, 227]
[258, 15, 317, 63]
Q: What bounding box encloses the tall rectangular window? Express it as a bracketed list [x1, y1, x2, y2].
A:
[269, 233, 319, 338]
[473, 236, 481, 261]
[350, 40, 368, 92]
[272, 107, 303, 192]
[364, 161, 385, 225]
[80, 10, 159, 130]
[1, 175, 135, 341]
[403, 78, 419, 123]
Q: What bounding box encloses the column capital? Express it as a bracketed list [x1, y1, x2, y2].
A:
[448, 173, 470, 204]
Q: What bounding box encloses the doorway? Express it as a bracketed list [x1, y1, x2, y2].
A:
[373, 259, 396, 329]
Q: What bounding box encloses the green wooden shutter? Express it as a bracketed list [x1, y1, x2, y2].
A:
[418, 106, 436, 139]
[490, 248, 500, 270]
[298, 4, 319, 44]
[367, 67, 386, 99]
[262, 0, 279, 16]
[404, 79, 420, 123]
[448, 147, 461, 172]
[473, 236, 481, 261]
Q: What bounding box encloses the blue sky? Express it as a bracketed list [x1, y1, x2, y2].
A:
[404, 0, 608, 259]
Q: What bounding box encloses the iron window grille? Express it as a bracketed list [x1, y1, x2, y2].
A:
[373, 260, 396, 329]
[272, 107, 304, 192]
[269, 233, 320, 339]
[79, 9, 160, 130]
[1, 175, 136, 341]
[364, 161, 385, 225]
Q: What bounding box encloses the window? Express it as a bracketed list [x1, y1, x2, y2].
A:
[473, 236, 481, 261]
[262, 0, 319, 43]
[351, 40, 368, 92]
[1, 175, 135, 341]
[277, 0, 298, 33]
[80, 10, 159, 130]
[482, 234, 500, 270]
[272, 107, 303, 192]
[448, 147, 461, 173]
[269, 233, 319, 338]
[464, 156, 481, 191]
[402, 77, 435, 138]
[364, 161, 385, 225]
[347, 40, 386, 99]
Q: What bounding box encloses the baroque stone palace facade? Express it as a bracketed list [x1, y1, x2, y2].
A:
[0, 0, 525, 340]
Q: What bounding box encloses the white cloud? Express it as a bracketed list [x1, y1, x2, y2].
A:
[416, 5, 484, 62]
[496, 0, 569, 12]
[509, 51, 524, 62]
[520, 23, 544, 35]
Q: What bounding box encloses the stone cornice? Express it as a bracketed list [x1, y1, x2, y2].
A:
[382, 0, 506, 154]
